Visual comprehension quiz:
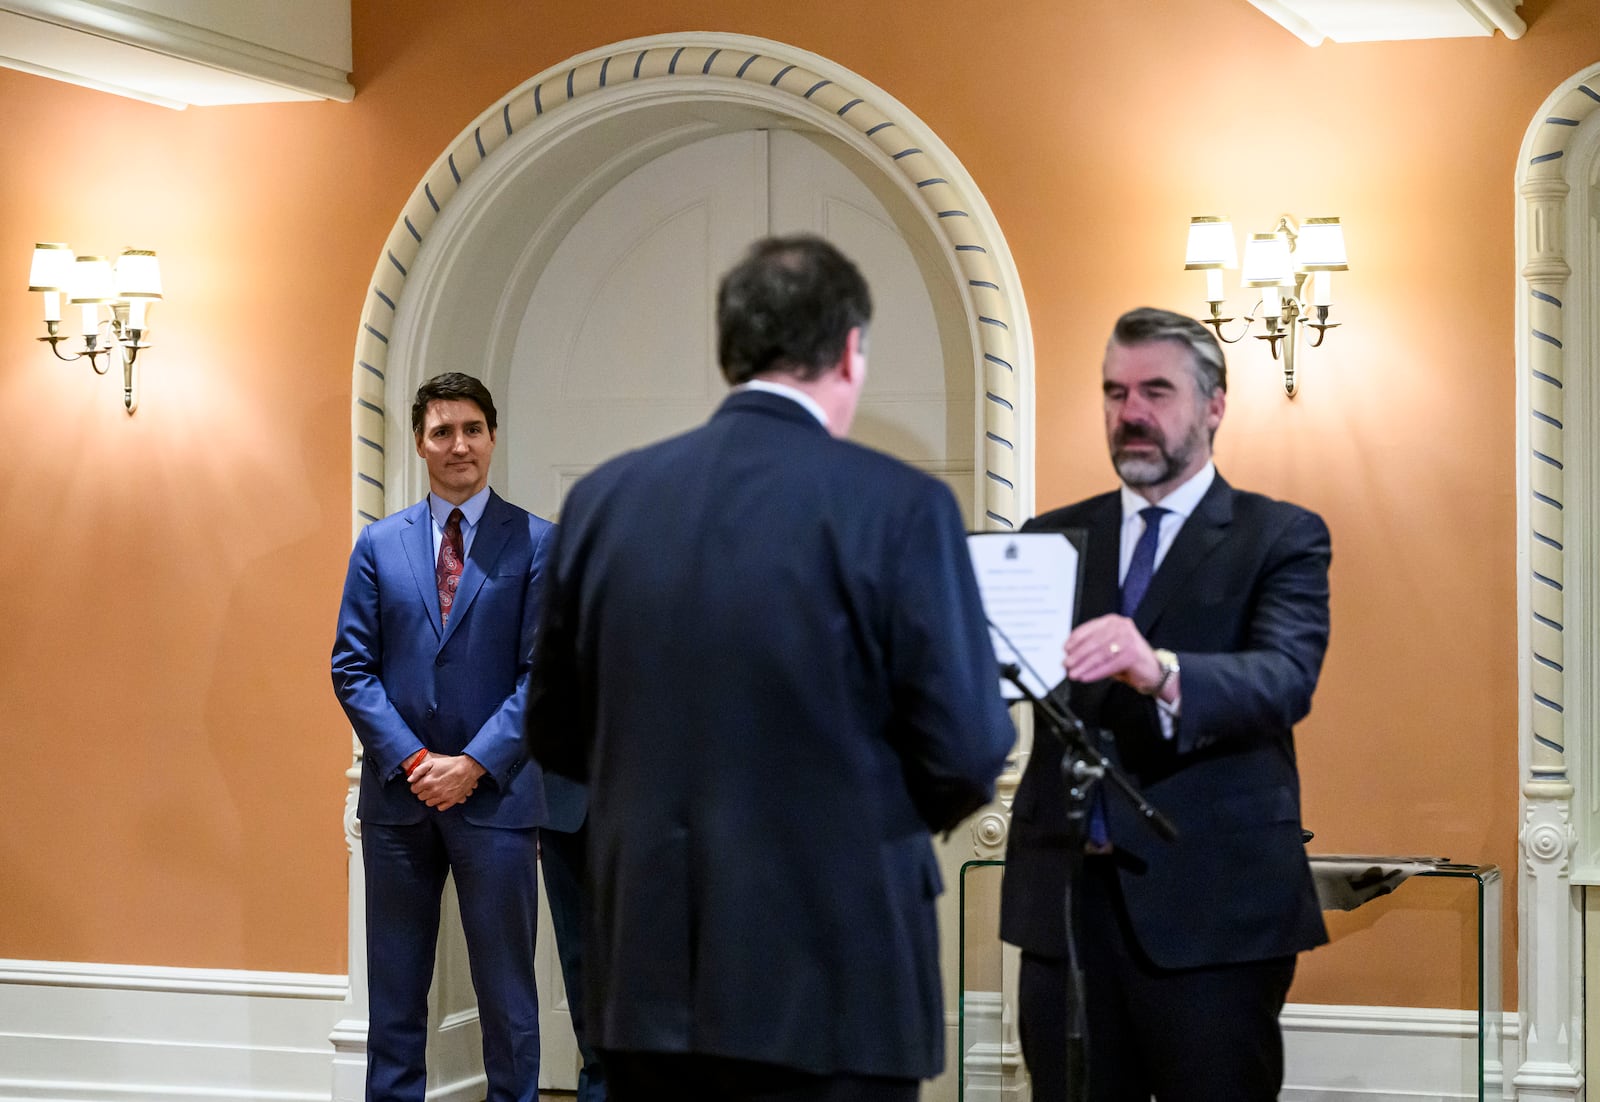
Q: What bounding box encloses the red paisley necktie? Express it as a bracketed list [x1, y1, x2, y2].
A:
[436, 508, 464, 627]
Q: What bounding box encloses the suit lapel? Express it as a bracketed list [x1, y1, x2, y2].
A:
[1066, 496, 1123, 719]
[403, 501, 445, 639]
[440, 491, 512, 647]
[1132, 475, 1234, 635]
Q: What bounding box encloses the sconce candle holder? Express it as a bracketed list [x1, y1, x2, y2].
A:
[1184, 215, 1347, 398]
[28, 243, 162, 414]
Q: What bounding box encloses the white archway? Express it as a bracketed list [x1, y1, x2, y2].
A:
[1512, 60, 1600, 1102]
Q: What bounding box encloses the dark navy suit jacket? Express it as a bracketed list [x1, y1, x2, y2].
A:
[527, 390, 1015, 1080]
[333, 490, 580, 830]
[1000, 475, 1330, 969]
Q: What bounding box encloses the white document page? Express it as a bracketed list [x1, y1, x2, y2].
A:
[966, 532, 1079, 701]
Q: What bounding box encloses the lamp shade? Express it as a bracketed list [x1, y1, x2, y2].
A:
[28, 243, 75, 291]
[115, 248, 163, 299]
[1184, 216, 1238, 270]
[1241, 232, 1294, 287]
[1296, 217, 1348, 271]
[68, 256, 117, 304]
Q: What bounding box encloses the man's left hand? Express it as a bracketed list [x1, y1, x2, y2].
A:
[1064, 613, 1164, 694]
[409, 753, 487, 810]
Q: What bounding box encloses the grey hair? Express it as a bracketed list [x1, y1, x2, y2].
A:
[1107, 307, 1227, 396]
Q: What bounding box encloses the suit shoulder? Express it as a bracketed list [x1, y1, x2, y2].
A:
[1226, 486, 1327, 530]
[358, 502, 425, 540]
[1024, 491, 1118, 532]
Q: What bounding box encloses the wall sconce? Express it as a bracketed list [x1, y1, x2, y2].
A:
[1183, 215, 1347, 398]
[28, 243, 163, 415]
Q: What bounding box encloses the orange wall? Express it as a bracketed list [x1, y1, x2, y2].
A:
[0, 0, 1593, 1003]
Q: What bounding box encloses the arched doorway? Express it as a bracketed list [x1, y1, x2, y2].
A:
[339, 32, 1035, 1100]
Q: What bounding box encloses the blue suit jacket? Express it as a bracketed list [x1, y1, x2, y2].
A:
[1000, 475, 1331, 969]
[333, 490, 579, 829]
[527, 391, 1015, 1080]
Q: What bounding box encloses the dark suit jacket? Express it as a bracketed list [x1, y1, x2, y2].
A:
[332, 490, 580, 829]
[999, 474, 1330, 969]
[526, 390, 1015, 1080]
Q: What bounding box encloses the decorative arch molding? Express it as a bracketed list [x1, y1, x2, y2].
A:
[1513, 60, 1600, 1102]
[346, 31, 1034, 537]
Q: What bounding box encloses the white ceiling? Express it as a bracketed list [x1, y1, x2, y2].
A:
[1245, 0, 1525, 45]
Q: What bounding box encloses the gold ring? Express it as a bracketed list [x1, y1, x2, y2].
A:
[1108, 643, 1121, 655]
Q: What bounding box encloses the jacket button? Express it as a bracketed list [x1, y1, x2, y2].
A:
[425, 706, 436, 719]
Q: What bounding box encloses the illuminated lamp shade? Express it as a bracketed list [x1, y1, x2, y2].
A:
[28, 243, 75, 291]
[1184, 217, 1238, 269]
[1295, 217, 1349, 271]
[115, 249, 163, 299]
[1241, 233, 1294, 288]
[68, 256, 117, 304]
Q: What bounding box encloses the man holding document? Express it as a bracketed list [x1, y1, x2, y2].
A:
[999, 307, 1331, 1101]
[526, 235, 1015, 1101]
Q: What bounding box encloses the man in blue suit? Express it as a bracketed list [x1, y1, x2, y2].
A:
[527, 236, 1016, 1101]
[1000, 309, 1331, 1100]
[332, 372, 602, 1102]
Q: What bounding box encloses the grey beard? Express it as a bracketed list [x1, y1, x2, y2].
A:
[1113, 450, 1178, 486]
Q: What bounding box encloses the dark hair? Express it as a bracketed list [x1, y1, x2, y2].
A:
[716, 235, 872, 385]
[1108, 307, 1227, 396]
[411, 372, 498, 437]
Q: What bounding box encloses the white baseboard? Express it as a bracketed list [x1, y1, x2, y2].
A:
[0, 958, 349, 1102]
[0, 963, 1526, 1102]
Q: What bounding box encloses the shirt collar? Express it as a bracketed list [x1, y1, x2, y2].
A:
[737, 379, 829, 429]
[429, 485, 492, 530]
[1119, 460, 1215, 522]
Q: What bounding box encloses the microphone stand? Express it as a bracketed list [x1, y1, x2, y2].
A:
[999, 663, 1177, 1102]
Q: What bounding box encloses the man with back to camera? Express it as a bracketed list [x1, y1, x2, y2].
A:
[1000, 308, 1331, 1100]
[331, 372, 604, 1102]
[525, 234, 1017, 1101]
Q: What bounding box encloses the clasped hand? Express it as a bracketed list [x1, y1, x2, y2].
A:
[1063, 614, 1163, 695]
[408, 753, 487, 811]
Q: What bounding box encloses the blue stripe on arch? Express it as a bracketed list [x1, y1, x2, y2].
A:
[985, 511, 1016, 530]
[1534, 611, 1564, 631]
[737, 54, 761, 78]
[957, 245, 988, 253]
[668, 47, 685, 74]
[866, 122, 893, 136]
[357, 398, 383, 416]
[985, 432, 1014, 450]
[1547, 117, 1580, 126]
[448, 154, 461, 183]
[600, 56, 610, 87]
[986, 471, 1015, 490]
[804, 79, 832, 98]
[1532, 409, 1563, 429]
[1535, 653, 1564, 673]
[1581, 85, 1600, 102]
[1535, 572, 1563, 591]
[566, 68, 576, 99]
[770, 64, 795, 86]
[359, 360, 384, 380]
[892, 148, 922, 160]
[358, 436, 384, 454]
[1534, 329, 1563, 348]
[503, 104, 513, 135]
[358, 472, 384, 490]
[1533, 491, 1564, 510]
[917, 178, 948, 188]
[1532, 290, 1562, 307]
[702, 48, 722, 74]
[1531, 151, 1564, 165]
[404, 217, 422, 243]
[387, 251, 408, 277]
[1534, 694, 1566, 715]
[969, 279, 999, 290]
[634, 50, 648, 79]
[979, 316, 1008, 330]
[364, 324, 388, 345]
[1534, 450, 1564, 470]
[359, 510, 381, 524]
[374, 289, 395, 311]
[1535, 531, 1564, 551]
[1535, 735, 1565, 755]
[985, 392, 1014, 411]
[474, 127, 485, 159]
[535, 84, 544, 115]
[425, 184, 440, 212]
[1533, 369, 1563, 388]
[837, 98, 863, 116]
[985, 353, 1014, 372]
[938, 210, 969, 219]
